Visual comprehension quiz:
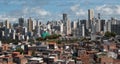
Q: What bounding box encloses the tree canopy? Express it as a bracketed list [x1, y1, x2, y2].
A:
[36, 34, 61, 41]
[15, 47, 24, 54]
[104, 31, 116, 37]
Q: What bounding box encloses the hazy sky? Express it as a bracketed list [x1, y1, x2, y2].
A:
[0, 0, 120, 22]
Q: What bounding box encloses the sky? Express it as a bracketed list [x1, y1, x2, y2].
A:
[0, 0, 120, 23]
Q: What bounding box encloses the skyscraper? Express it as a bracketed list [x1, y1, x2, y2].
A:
[63, 13, 71, 35]
[71, 21, 77, 29]
[97, 13, 101, 32]
[66, 20, 71, 35]
[19, 18, 24, 27]
[106, 20, 111, 32]
[82, 24, 85, 37]
[27, 18, 33, 32]
[100, 20, 105, 31]
[5, 20, 10, 29]
[63, 13, 67, 22]
[87, 9, 94, 29]
[98, 13, 100, 19]
[60, 23, 64, 34]
[88, 9, 94, 22]
[0, 22, 3, 28]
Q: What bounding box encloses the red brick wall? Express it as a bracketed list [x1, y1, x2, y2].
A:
[101, 56, 113, 64]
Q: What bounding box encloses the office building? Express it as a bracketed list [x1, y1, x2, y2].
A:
[82, 24, 85, 37]
[100, 20, 105, 31]
[27, 18, 33, 32]
[106, 20, 112, 32]
[0, 22, 3, 28]
[63, 13, 71, 35]
[66, 20, 71, 35]
[111, 24, 120, 35]
[60, 23, 64, 34]
[96, 19, 101, 32]
[80, 19, 87, 29]
[71, 21, 77, 29]
[19, 18, 24, 27]
[63, 13, 67, 23]
[98, 13, 100, 19]
[5, 20, 10, 29]
[87, 9, 94, 29]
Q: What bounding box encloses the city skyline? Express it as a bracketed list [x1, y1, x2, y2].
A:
[0, 0, 120, 23]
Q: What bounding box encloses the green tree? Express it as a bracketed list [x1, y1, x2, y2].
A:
[111, 32, 116, 37]
[104, 31, 111, 37]
[36, 37, 45, 41]
[46, 34, 61, 39]
[56, 40, 62, 44]
[15, 47, 24, 54]
[104, 31, 116, 37]
[31, 51, 36, 56]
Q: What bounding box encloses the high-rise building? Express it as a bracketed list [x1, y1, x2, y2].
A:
[82, 24, 85, 37]
[32, 20, 36, 30]
[12, 32, 16, 39]
[97, 13, 101, 32]
[35, 20, 40, 36]
[0, 22, 3, 28]
[96, 13, 105, 32]
[98, 13, 100, 19]
[0, 41, 2, 47]
[71, 21, 77, 29]
[106, 20, 112, 32]
[60, 23, 64, 34]
[63, 14, 67, 25]
[66, 20, 71, 35]
[27, 18, 33, 32]
[47, 23, 51, 30]
[88, 9, 94, 22]
[104, 22, 107, 33]
[90, 18, 97, 40]
[2, 31, 5, 37]
[95, 19, 101, 32]
[111, 24, 120, 35]
[80, 19, 87, 29]
[63, 13, 71, 35]
[107, 18, 120, 35]
[23, 27, 27, 35]
[111, 17, 117, 24]
[19, 18, 24, 27]
[5, 20, 10, 29]
[87, 9, 94, 29]
[63, 13, 67, 23]
[100, 20, 105, 31]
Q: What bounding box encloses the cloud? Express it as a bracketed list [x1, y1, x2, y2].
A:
[76, 9, 86, 16]
[116, 5, 120, 14]
[0, 6, 50, 23]
[0, 15, 18, 23]
[23, 7, 50, 16]
[70, 4, 87, 16]
[34, 8, 50, 16]
[70, 4, 79, 11]
[96, 5, 120, 15]
[0, 0, 50, 6]
[8, 0, 26, 5]
[2, 0, 119, 22]
[0, 0, 87, 22]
